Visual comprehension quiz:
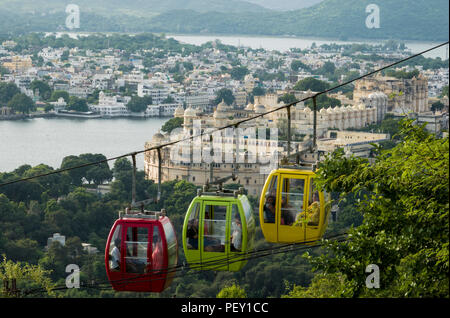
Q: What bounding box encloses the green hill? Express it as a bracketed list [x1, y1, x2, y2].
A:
[0, 0, 268, 16]
[0, 0, 448, 41]
[146, 0, 449, 41]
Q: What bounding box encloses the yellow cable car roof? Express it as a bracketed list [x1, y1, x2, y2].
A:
[268, 168, 316, 176]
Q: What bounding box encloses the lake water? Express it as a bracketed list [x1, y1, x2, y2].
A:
[168, 34, 449, 59]
[0, 117, 168, 173]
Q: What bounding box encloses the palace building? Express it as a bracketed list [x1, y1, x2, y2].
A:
[144, 92, 390, 197]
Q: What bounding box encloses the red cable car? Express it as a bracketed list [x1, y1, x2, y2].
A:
[105, 208, 178, 292]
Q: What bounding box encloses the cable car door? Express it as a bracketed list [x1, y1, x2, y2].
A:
[277, 174, 307, 242]
[123, 222, 153, 291]
[201, 201, 229, 271]
[184, 200, 202, 269]
[229, 202, 244, 271]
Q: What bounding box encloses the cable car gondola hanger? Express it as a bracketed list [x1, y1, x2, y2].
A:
[259, 96, 332, 244]
[183, 127, 256, 272]
[105, 152, 178, 293]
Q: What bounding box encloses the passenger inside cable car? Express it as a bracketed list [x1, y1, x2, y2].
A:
[183, 186, 255, 271]
[230, 211, 242, 252]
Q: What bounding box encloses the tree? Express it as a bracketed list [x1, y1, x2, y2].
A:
[30, 80, 52, 101]
[7, 93, 35, 114]
[293, 77, 329, 92]
[306, 120, 449, 297]
[60, 155, 88, 186]
[0, 82, 20, 105]
[79, 153, 113, 186]
[304, 93, 341, 110]
[50, 90, 70, 103]
[291, 60, 310, 72]
[161, 117, 184, 134]
[67, 96, 89, 112]
[278, 93, 297, 104]
[252, 86, 265, 97]
[440, 85, 448, 98]
[283, 273, 346, 298]
[112, 157, 133, 178]
[126, 95, 152, 113]
[431, 101, 445, 112]
[229, 66, 249, 81]
[0, 256, 55, 298]
[213, 88, 235, 106]
[217, 283, 247, 298]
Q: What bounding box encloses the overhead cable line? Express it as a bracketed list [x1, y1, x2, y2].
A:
[22, 231, 349, 296]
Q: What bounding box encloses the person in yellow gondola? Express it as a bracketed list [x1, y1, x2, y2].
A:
[295, 192, 320, 226]
[263, 195, 276, 223]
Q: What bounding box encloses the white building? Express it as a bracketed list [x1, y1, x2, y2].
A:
[185, 91, 211, 111]
[138, 84, 170, 104]
[146, 103, 182, 117]
[50, 97, 67, 112]
[46, 233, 66, 249]
[89, 91, 131, 117]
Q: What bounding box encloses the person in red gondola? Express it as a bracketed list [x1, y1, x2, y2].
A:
[109, 238, 121, 272]
[152, 234, 164, 273]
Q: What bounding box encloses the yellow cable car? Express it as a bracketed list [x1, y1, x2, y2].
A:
[259, 167, 331, 244]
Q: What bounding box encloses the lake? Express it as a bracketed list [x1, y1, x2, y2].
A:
[0, 117, 168, 173]
[168, 34, 448, 59]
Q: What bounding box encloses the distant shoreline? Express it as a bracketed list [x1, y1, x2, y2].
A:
[44, 31, 446, 46]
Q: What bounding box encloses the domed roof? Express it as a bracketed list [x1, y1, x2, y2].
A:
[152, 130, 165, 143]
[303, 107, 312, 113]
[174, 105, 185, 117]
[216, 99, 228, 112]
[184, 106, 197, 117]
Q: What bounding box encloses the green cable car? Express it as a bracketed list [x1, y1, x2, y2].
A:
[182, 185, 255, 271]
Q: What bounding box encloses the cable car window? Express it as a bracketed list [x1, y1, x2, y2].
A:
[281, 178, 304, 226]
[108, 225, 122, 272]
[241, 196, 253, 221]
[204, 204, 227, 252]
[163, 221, 177, 267]
[186, 202, 200, 250]
[307, 178, 320, 226]
[231, 204, 242, 252]
[125, 227, 149, 274]
[263, 175, 278, 223]
[152, 226, 164, 273]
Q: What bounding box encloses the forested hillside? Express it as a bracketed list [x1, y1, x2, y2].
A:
[0, 0, 447, 41]
[1, 120, 448, 298]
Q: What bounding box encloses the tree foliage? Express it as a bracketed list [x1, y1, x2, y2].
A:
[161, 117, 184, 134]
[305, 120, 449, 297]
[126, 95, 152, 113]
[293, 77, 330, 92]
[7, 93, 35, 114]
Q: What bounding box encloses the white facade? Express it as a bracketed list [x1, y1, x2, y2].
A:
[90, 91, 131, 117]
[137, 84, 170, 104]
[146, 103, 182, 117]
